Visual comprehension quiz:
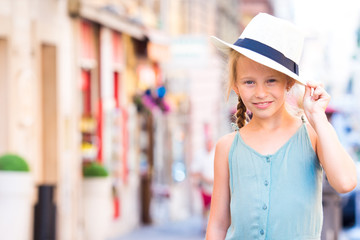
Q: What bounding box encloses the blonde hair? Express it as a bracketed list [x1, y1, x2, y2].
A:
[227, 50, 249, 129]
[227, 50, 304, 129]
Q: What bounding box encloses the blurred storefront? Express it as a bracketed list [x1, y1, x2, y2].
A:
[0, 1, 81, 239]
[0, 0, 173, 239]
[70, 0, 175, 238]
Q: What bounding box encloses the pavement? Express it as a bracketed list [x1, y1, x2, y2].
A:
[108, 214, 360, 240]
[109, 215, 205, 240]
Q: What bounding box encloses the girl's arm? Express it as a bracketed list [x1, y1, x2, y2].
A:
[303, 82, 357, 193]
[205, 134, 233, 240]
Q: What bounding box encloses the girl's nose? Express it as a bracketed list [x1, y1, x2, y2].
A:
[255, 85, 267, 98]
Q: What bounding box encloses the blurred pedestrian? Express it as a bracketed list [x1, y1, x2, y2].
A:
[191, 137, 215, 232]
[206, 13, 357, 239]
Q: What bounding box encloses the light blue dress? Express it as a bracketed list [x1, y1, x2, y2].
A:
[225, 123, 323, 240]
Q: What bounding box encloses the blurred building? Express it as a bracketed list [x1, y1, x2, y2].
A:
[0, 0, 243, 239]
[0, 1, 82, 239]
[240, 0, 273, 26]
[161, 0, 247, 219]
[0, 0, 171, 239]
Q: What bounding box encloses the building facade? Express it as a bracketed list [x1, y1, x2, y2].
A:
[0, 0, 257, 239]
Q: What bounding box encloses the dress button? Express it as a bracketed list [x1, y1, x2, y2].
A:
[266, 156, 270, 163]
[263, 204, 267, 210]
[264, 180, 269, 186]
[260, 229, 264, 235]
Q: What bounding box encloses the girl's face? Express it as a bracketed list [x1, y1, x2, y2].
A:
[233, 56, 292, 120]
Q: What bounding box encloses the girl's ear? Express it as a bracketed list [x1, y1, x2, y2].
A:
[232, 86, 240, 95]
[286, 78, 295, 91]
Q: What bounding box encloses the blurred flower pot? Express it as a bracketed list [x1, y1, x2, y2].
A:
[82, 162, 112, 240]
[0, 154, 33, 240]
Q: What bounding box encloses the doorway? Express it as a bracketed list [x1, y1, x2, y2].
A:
[41, 44, 58, 184]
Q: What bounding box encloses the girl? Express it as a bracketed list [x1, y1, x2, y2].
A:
[206, 13, 357, 239]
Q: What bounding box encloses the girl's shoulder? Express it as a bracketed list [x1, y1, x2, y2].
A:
[215, 131, 238, 158]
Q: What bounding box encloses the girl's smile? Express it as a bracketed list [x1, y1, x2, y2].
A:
[253, 101, 273, 109]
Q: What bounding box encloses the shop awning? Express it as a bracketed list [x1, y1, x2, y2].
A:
[69, 1, 145, 40]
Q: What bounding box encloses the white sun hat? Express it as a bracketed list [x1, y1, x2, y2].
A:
[211, 13, 305, 85]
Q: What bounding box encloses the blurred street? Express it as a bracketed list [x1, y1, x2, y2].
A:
[110, 215, 205, 240]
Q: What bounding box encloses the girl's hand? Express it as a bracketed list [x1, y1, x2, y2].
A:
[303, 82, 357, 194]
[303, 82, 330, 125]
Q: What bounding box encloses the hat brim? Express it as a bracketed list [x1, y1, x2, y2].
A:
[210, 36, 306, 86]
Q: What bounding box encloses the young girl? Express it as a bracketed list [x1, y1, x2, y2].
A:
[206, 13, 357, 239]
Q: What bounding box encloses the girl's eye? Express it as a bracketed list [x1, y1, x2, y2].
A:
[267, 79, 277, 84]
[244, 80, 255, 85]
